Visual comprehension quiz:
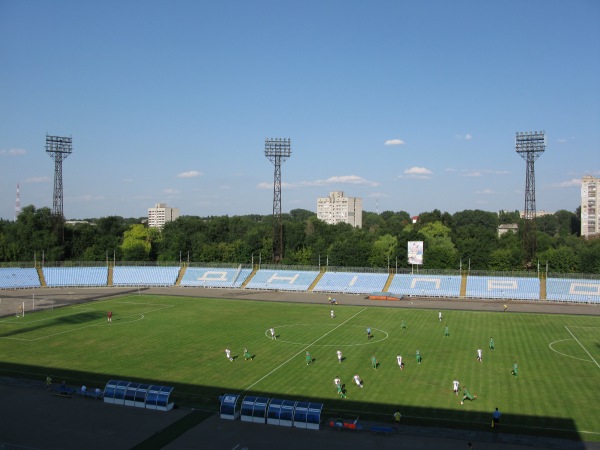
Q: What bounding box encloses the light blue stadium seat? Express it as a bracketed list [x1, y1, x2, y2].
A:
[43, 267, 108, 287]
[466, 276, 539, 300]
[388, 274, 461, 297]
[0, 268, 41, 289]
[245, 270, 319, 291]
[112, 266, 180, 286]
[180, 267, 253, 288]
[546, 278, 600, 303]
[313, 272, 388, 294]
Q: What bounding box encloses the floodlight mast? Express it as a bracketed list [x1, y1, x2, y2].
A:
[46, 134, 73, 240]
[265, 138, 291, 263]
[515, 131, 545, 266]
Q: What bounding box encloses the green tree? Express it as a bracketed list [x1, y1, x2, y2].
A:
[121, 224, 156, 261]
[538, 246, 580, 273]
[579, 239, 600, 274]
[368, 234, 398, 268]
[12, 205, 64, 261]
[417, 222, 457, 269]
[328, 227, 373, 267]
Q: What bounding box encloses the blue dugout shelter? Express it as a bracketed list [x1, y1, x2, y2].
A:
[103, 380, 174, 411]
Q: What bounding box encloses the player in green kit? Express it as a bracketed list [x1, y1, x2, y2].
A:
[306, 351, 312, 365]
[461, 387, 477, 404]
[244, 348, 253, 361]
[416, 349, 422, 364]
[444, 325, 449, 336]
[512, 361, 518, 377]
[337, 382, 346, 398]
[490, 337, 495, 350]
[371, 355, 378, 369]
[401, 320, 407, 330]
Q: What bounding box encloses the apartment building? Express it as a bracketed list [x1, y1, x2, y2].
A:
[581, 176, 599, 238]
[316, 191, 362, 228]
[148, 203, 180, 229]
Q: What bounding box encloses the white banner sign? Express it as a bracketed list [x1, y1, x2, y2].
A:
[408, 241, 423, 265]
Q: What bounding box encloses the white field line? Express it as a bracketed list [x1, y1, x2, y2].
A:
[243, 307, 368, 392]
[564, 325, 600, 369]
[548, 339, 593, 363]
[0, 304, 175, 342]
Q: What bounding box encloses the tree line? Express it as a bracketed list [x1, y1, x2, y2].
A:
[0, 204, 598, 274]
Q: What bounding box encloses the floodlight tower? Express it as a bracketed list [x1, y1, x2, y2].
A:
[515, 131, 545, 266]
[15, 183, 21, 221]
[46, 134, 73, 239]
[265, 138, 291, 263]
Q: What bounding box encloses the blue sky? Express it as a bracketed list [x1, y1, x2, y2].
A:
[1, 0, 599, 221]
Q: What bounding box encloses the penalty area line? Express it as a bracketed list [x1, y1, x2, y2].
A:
[564, 326, 600, 369]
[243, 307, 368, 393]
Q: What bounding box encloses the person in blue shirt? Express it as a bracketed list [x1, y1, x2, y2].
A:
[492, 407, 501, 429]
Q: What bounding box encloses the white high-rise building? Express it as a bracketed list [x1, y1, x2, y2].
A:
[148, 203, 180, 229]
[581, 176, 599, 238]
[317, 191, 362, 228]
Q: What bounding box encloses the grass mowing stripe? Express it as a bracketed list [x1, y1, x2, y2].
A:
[243, 307, 367, 392]
[564, 325, 600, 368]
[1, 296, 598, 441]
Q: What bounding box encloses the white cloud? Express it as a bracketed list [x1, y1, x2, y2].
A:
[0, 148, 27, 156]
[475, 189, 494, 195]
[367, 192, 389, 198]
[454, 134, 473, 140]
[258, 175, 380, 189]
[550, 179, 581, 188]
[556, 138, 567, 144]
[177, 170, 202, 178]
[384, 139, 405, 146]
[25, 176, 50, 183]
[70, 194, 105, 202]
[311, 175, 379, 186]
[460, 169, 509, 177]
[401, 167, 432, 179]
[163, 188, 181, 194]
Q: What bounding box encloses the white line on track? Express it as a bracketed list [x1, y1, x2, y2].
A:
[564, 326, 600, 369]
[243, 307, 368, 392]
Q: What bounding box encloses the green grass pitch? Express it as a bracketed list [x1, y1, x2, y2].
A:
[0, 294, 598, 441]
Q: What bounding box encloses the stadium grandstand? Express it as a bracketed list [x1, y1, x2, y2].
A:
[0, 265, 598, 303]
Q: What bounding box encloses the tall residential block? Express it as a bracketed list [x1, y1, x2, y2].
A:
[148, 203, 180, 229]
[581, 176, 599, 238]
[317, 191, 362, 228]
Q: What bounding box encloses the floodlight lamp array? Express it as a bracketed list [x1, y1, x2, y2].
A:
[515, 131, 545, 160]
[264, 138, 291, 158]
[45, 134, 73, 160]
